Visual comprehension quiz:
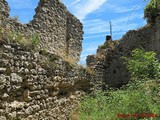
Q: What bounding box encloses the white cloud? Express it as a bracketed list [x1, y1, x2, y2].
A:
[61, 0, 148, 64]
[69, 0, 107, 21]
[96, 3, 142, 14]
[83, 13, 143, 35]
[109, 5, 140, 13]
[68, 0, 81, 7]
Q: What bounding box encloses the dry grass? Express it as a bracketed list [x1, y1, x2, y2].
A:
[59, 51, 77, 66]
[18, 37, 32, 47]
[95, 51, 106, 60]
[86, 66, 95, 75]
[106, 41, 118, 50]
[0, 25, 40, 48]
[96, 41, 119, 60]
[70, 110, 80, 120]
[64, 56, 77, 65]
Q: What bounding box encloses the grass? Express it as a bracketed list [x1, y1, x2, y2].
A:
[70, 49, 160, 120]
[59, 51, 77, 66]
[0, 25, 40, 48]
[98, 41, 119, 50]
[86, 66, 95, 75]
[70, 80, 160, 120]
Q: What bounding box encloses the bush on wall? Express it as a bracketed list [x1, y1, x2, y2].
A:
[144, 0, 160, 23]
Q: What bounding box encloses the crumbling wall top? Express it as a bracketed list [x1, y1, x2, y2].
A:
[0, 0, 83, 62]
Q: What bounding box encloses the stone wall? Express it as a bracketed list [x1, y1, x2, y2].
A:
[87, 19, 160, 88]
[0, 0, 9, 19]
[0, 1, 91, 119]
[0, 0, 83, 62]
[87, 55, 106, 90]
[0, 41, 91, 120]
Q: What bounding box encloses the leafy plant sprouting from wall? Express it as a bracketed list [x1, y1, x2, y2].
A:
[122, 48, 160, 80]
[144, 0, 160, 23]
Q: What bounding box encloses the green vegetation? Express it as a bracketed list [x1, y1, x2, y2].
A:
[144, 0, 160, 23]
[98, 44, 106, 50]
[122, 48, 160, 80]
[31, 34, 40, 46]
[71, 49, 160, 120]
[76, 81, 160, 120]
[98, 41, 119, 51]
[0, 25, 40, 48]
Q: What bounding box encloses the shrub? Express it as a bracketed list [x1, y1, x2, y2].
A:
[74, 48, 160, 120]
[7, 31, 33, 47]
[105, 84, 160, 120]
[76, 82, 160, 120]
[144, 0, 160, 23]
[78, 91, 109, 120]
[123, 48, 160, 80]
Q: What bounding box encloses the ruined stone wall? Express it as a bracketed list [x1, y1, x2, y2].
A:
[66, 14, 83, 61]
[87, 19, 160, 88]
[0, 41, 91, 120]
[87, 55, 106, 90]
[0, 0, 83, 61]
[3, 0, 160, 118]
[0, 0, 9, 19]
[0, 1, 90, 119]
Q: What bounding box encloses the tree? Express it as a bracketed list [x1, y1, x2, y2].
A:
[123, 48, 160, 80]
[144, 0, 160, 23]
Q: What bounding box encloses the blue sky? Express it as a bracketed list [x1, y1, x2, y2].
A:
[6, 0, 149, 65]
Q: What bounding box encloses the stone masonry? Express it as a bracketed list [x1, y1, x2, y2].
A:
[0, 0, 83, 62]
[0, 0, 92, 119]
[87, 19, 160, 88]
[0, 41, 92, 120]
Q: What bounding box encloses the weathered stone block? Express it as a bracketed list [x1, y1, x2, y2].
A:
[10, 73, 22, 83]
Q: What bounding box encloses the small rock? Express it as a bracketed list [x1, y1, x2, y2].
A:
[21, 55, 26, 60]
[0, 75, 7, 89]
[23, 89, 32, 102]
[8, 111, 16, 118]
[54, 76, 61, 81]
[0, 116, 6, 120]
[2, 53, 11, 59]
[25, 106, 33, 115]
[11, 73, 22, 83]
[30, 69, 37, 74]
[0, 68, 6, 73]
[2, 93, 9, 99]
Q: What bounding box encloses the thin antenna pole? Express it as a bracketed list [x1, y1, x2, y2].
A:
[109, 21, 112, 41]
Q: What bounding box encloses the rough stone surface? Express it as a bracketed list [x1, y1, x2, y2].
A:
[0, 0, 9, 18]
[87, 19, 160, 88]
[0, 0, 83, 61]
[0, 42, 92, 119]
[0, 1, 91, 119]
